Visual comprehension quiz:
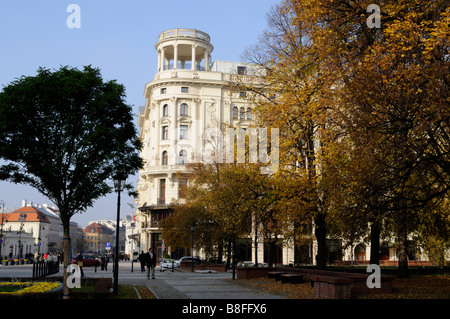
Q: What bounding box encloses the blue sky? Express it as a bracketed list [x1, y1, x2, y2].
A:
[0, 0, 280, 226]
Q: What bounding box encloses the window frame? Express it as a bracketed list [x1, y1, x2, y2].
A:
[180, 103, 189, 116]
[180, 125, 189, 139]
[162, 125, 169, 140]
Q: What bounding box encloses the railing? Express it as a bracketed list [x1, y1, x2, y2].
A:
[32, 260, 60, 278]
[158, 28, 210, 42]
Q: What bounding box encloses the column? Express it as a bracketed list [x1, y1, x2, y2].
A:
[191, 45, 196, 70]
[204, 50, 209, 71]
[161, 48, 165, 71]
[157, 50, 161, 72]
[174, 44, 178, 69]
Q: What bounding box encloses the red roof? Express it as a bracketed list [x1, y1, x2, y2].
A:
[83, 222, 113, 234]
[1, 206, 51, 224]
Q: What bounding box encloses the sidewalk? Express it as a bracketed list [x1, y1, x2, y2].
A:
[52, 261, 286, 299]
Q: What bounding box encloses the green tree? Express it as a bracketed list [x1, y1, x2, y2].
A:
[0, 65, 143, 298]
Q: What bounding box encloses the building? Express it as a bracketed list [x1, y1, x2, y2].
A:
[0, 200, 82, 259]
[82, 222, 114, 255]
[134, 28, 257, 263]
[1, 203, 51, 259]
[134, 28, 439, 267]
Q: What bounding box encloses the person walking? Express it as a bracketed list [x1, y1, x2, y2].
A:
[145, 248, 156, 280]
[139, 250, 145, 272]
[100, 255, 106, 271]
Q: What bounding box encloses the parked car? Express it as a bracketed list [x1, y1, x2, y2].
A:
[178, 256, 203, 265]
[71, 254, 101, 267]
[236, 261, 255, 267]
[160, 258, 178, 270]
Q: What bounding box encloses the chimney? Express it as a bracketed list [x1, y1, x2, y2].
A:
[22, 199, 27, 207]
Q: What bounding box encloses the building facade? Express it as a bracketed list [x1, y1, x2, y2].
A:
[0, 200, 82, 260]
[134, 28, 438, 267]
[134, 28, 256, 263]
[82, 222, 114, 255]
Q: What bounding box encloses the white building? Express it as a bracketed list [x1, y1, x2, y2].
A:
[134, 28, 257, 262]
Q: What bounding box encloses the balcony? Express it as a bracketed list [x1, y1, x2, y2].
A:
[141, 164, 187, 176]
[158, 28, 210, 43]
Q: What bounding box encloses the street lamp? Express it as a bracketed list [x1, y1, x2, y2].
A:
[113, 175, 126, 296]
[190, 223, 195, 272]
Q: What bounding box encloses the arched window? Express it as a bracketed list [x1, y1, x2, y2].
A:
[162, 151, 168, 165]
[179, 150, 188, 165]
[232, 106, 238, 120]
[247, 108, 252, 120]
[240, 107, 245, 119]
[180, 103, 188, 116]
[163, 104, 169, 117]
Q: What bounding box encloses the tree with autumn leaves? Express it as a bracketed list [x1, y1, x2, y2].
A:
[161, 0, 449, 277]
[242, 0, 449, 276]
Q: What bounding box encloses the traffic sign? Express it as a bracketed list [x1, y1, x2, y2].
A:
[106, 242, 111, 250]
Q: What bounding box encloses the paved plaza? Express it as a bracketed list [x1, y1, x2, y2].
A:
[0, 261, 285, 299]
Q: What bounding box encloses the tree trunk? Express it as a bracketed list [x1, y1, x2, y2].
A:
[226, 239, 232, 268]
[398, 209, 409, 278]
[315, 212, 327, 269]
[370, 219, 381, 265]
[217, 243, 223, 264]
[61, 216, 71, 299]
[254, 222, 258, 266]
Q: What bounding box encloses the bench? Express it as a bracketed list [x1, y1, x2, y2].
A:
[268, 272, 288, 281]
[280, 274, 303, 284]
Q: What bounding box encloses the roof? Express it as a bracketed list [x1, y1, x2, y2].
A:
[1, 206, 51, 224]
[83, 222, 113, 234]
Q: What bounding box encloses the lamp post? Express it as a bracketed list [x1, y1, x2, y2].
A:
[113, 176, 126, 296]
[190, 223, 195, 272]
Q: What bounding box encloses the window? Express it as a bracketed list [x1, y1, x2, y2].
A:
[180, 103, 188, 116]
[180, 125, 188, 139]
[233, 106, 238, 120]
[239, 92, 247, 98]
[247, 108, 252, 120]
[181, 87, 189, 93]
[159, 179, 166, 204]
[162, 151, 168, 165]
[237, 66, 247, 75]
[162, 126, 169, 140]
[240, 107, 245, 120]
[163, 104, 169, 117]
[161, 88, 167, 94]
[178, 178, 188, 198]
[179, 150, 188, 165]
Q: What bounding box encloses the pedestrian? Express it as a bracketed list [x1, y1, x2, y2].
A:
[76, 250, 84, 277]
[100, 255, 106, 270]
[145, 248, 156, 280]
[104, 254, 109, 271]
[139, 250, 145, 272]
